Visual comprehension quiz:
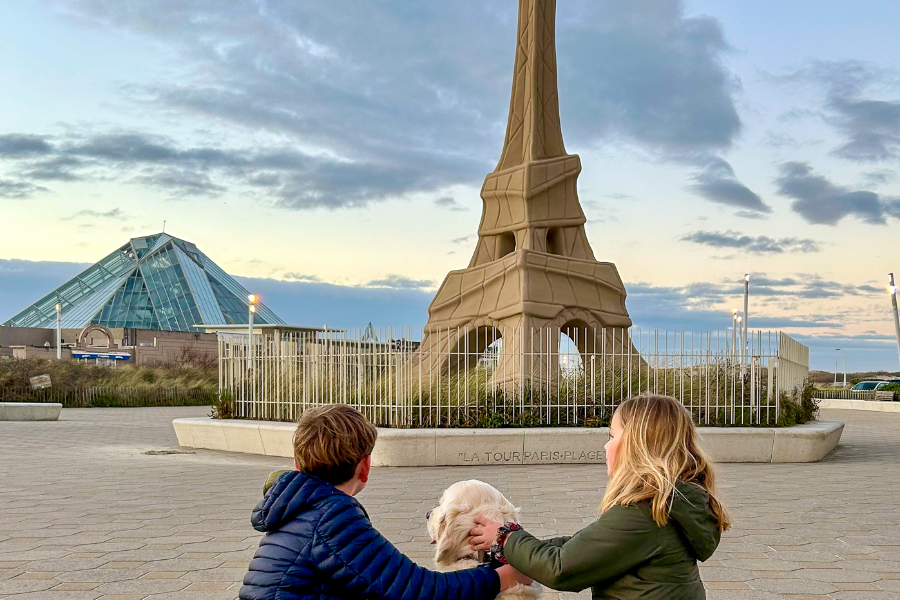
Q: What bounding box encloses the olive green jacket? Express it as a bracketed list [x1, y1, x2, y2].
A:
[263, 470, 291, 495]
[504, 482, 721, 599]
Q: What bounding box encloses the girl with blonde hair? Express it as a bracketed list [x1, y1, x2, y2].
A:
[470, 395, 731, 599]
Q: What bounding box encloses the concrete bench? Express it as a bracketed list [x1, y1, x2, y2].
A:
[0, 402, 63, 421]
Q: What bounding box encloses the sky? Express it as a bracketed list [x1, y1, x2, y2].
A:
[0, 0, 897, 372]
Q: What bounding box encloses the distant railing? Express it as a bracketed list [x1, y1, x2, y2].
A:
[0, 386, 217, 407]
[219, 326, 810, 426]
[811, 388, 897, 401]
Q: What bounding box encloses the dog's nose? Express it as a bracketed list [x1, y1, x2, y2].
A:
[425, 509, 434, 521]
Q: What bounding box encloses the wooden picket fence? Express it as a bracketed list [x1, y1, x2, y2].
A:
[0, 386, 217, 407]
[810, 388, 898, 401]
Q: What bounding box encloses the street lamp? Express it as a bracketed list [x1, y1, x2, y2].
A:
[55, 303, 62, 360]
[731, 308, 738, 361]
[890, 274, 900, 371]
[248, 294, 258, 371]
[743, 274, 749, 366]
[835, 348, 846, 387]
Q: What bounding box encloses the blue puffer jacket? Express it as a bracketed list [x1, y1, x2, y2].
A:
[239, 471, 501, 600]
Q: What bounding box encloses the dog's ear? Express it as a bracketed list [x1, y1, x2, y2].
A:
[434, 503, 477, 566]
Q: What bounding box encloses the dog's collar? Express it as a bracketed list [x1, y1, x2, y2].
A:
[483, 551, 506, 569]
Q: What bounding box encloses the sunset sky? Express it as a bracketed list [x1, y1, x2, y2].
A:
[1, 0, 898, 371]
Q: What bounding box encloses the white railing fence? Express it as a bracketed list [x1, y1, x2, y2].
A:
[219, 327, 809, 427]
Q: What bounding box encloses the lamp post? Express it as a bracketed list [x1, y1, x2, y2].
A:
[248, 294, 257, 373]
[890, 274, 900, 371]
[731, 308, 738, 362]
[835, 348, 846, 387]
[55, 303, 62, 360]
[743, 274, 749, 367]
[736, 315, 743, 368]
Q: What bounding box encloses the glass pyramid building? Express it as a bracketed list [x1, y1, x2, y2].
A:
[3, 233, 284, 331]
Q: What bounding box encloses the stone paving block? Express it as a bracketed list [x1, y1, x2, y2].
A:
[55, 568, 149, 583]
[186, 582, 233, 591]
[97, 578, 192, 593]
[0, 579, 58, 594]
[4, 592, 102, 600]
[52, 582, 102, 590]
[706, 591, 784, 599]
[178, 568, 247, 582]
[706, 581, 752, 590]
[140, 591, 245, 600]
[13, 572, 59, 579]
[749, 577, 840, 594]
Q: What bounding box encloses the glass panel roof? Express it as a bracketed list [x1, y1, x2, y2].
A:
[3, 233, 285, 331]
[139, 244, 203, 331]
[173, 245, 224, 325]
[3, 244, 137, 328]
[91, 272, 159, 329]
[195, 248, 284, 325]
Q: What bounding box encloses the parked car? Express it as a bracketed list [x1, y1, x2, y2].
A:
[850, 381, 892, 393]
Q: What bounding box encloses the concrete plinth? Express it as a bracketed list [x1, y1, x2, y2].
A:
[817, 398, 900, 412]
[0, 402, 62, 421]
[172, 418, 844, 465]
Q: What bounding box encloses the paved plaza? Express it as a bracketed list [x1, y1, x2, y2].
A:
[0, 407, 897, 600]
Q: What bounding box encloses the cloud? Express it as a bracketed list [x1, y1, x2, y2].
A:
[283, 273, 323, 283]
[681, 230, 819, 254]
[364, 274, 434, 290]
[434, 195, 467, 211]
[559, 1, 740, 153]
[0, 178, 46, 199]
[133, 168, 227, 198]
[761, 132, 822, 149]
[861, 169, 896, 187]
[775, 161, 898, 225]
[22, 156, 86, 181]
[451, 235, 474, 245]
[688, 157, 770, 214]
[0, 134, 53, 157]
[774, 60, 900, 162]
[62, 208, 125, 220]
[2, 0, 747, 210]
[0, 130, 489, 207]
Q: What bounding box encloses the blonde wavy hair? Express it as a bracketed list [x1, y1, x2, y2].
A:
[600, 395, 731, 531]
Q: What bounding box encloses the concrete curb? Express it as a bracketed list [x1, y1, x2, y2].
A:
[0, 402, 62, 421]
[172, 418, 844, 465]
[817, 399, 900, 413]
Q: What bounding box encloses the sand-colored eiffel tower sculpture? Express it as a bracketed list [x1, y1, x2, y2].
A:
[418, 0, 632, 388]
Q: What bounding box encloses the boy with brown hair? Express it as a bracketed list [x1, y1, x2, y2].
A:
[240, 404, 527, 600]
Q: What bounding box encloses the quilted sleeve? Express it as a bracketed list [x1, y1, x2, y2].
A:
[310, 500, 501, 600]
[503, 505, 661, 592]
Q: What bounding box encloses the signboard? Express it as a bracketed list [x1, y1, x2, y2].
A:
[29, 374, 52, 390]
[72, 351, 131, 360]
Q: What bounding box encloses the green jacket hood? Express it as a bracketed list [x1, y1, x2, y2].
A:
[668, 481, 721, 561]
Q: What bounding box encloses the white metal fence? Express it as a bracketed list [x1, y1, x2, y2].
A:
[219, 327, 809, 426]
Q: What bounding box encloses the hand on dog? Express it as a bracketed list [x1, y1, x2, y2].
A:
[469, 515, 502, 551]
[497, 565, 534, 590]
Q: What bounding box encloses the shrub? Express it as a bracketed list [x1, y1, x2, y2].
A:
[209, 389, 235, 419]
[777, 383, 818, 427]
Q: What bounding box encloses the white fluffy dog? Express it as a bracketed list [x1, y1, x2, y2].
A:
[427, 480, 541, 600]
